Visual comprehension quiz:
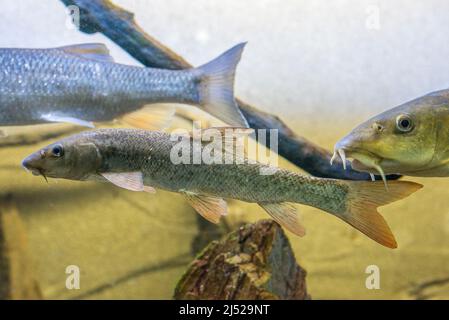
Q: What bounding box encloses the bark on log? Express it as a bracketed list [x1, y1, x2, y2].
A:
[59, 0, 400, 181]
[0, 195, 42, 299]
[174, 220, 309, 300]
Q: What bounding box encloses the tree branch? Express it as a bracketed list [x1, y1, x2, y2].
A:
[60, 0, 400, 181]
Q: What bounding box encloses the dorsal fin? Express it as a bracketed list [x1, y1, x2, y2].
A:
[196, 127, 254, 163]
[56, 43, 114, 62]
[171, 127, 253, 165]
[197, 127, 254, 144]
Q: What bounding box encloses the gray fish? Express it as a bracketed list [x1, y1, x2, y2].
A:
[22, 128, 423, 248]
[0, 43, 248, 131]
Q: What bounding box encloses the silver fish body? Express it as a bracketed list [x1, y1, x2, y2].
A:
[22, 128, 423, 248]
[0, 43, 248, 128]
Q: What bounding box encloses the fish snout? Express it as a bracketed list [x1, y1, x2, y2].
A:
[330, 132, 366, 170]
[22, 152, 44, 175]
[335, 137, 351, 153]
[334, 130, 365, 155]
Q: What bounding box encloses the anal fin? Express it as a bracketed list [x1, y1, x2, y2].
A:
[182, 192, 227, 224]
[259, 202, 306, 236]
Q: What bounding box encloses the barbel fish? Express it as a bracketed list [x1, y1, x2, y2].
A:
[333, 89, 449, 179]
[22, 128, 423, 248]
[0, 42, 248, 133]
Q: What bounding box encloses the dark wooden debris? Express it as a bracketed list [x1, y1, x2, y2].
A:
[174, 220, 309, 300]
[0, 195, 42, 299]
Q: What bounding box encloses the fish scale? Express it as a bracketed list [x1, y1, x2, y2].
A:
[84, 129, 348, 210]
[0, 43, 249, 128]
[22, 128, 423, 248]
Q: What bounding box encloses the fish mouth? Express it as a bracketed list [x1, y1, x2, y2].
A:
[22, 154, 49, 182]
[331, 146, 389, 188]
[24, 166, 49, 182]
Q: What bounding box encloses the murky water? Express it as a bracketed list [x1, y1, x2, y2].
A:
[1, 117, 448, 299]
[1, 0, 449, 300]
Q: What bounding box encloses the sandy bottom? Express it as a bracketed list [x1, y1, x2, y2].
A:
[1, 119, 448, 299]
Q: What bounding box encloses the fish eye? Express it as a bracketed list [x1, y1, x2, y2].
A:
[51, 144, 64, 157]
[396, 115, 414, 133]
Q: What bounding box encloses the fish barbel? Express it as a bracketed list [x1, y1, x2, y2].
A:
[0, 43, 248, 131]
[333, 89, 449, 178]
[22, 128, 423, 248]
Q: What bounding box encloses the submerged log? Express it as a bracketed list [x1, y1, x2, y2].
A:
[0, 195, 42, 299]
[60, 0, 400, 181]
[174, 220, 309, 300]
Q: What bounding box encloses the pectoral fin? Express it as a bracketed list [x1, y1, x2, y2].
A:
[41, 114, 95, 128]
[259, 202, 306, 236]
[56, 43, 114, 62]
[121, 105, 175, 130]
[182, 192, 227, 223]
[101, 172, 156, 193]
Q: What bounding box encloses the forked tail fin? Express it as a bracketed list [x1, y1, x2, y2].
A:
[338, 180, 423, 248]
[196, 43, 249, 128]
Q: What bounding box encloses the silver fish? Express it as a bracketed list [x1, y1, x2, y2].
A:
[22, 128, 423, 248]
[0, 43, 248, 131]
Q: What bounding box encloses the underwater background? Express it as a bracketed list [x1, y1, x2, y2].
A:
[1, 0, 449, 299]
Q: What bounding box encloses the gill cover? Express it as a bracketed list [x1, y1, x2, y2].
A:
[70, 142, 103, 179]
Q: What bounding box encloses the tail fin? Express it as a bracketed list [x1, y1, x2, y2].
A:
[196, 43, 249, 127]
[338, 180, 423, 248]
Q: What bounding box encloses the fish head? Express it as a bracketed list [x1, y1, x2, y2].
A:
[22, 135, 102, 181]
[333, 93, 444, 176]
